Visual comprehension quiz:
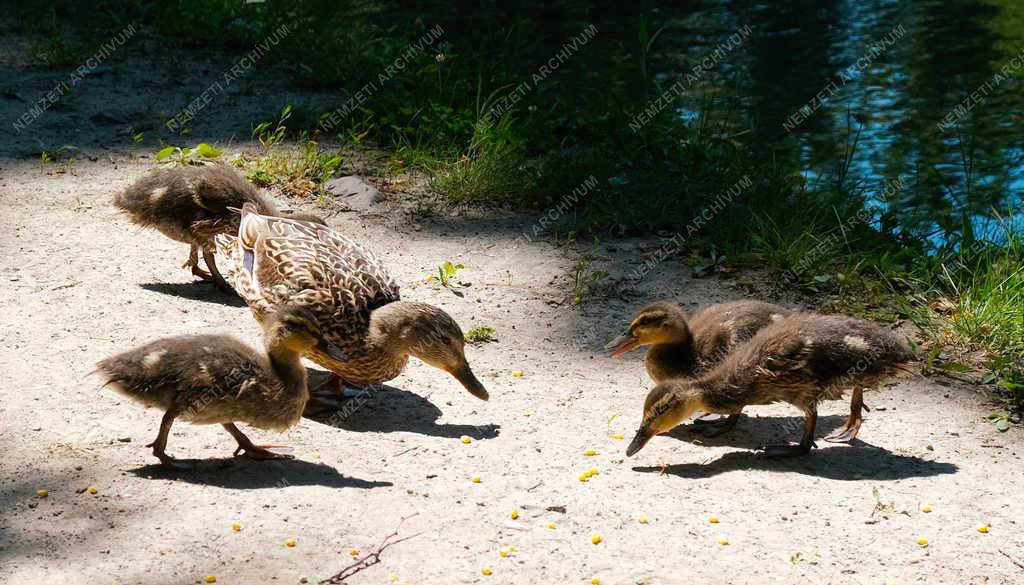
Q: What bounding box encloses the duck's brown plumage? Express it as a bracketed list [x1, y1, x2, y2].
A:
[214, 203, 488, 400]
[628, 313, 914, 458]
[609, 299, 794, 381]
[94, 306, 320, 468]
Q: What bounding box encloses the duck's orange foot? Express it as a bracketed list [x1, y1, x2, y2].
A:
[823, 418, 862, 443]
[233, 445, 293, 460]
[764, 441, 815, 458]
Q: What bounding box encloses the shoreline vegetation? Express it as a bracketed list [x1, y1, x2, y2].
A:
[11, 1, 1022, 416]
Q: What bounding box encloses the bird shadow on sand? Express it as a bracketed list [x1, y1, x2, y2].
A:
[128, 457, 391, 490]
[139, 281, 246, 307]
[632, 441, 958, 481]
[303, 376, 500, 441]
[662, 413, 848, 449]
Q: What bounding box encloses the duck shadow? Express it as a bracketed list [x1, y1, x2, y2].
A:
[303, 375, 500, 441]
[633, 442, 958, 481]
[664, 413, 849, 449]
[139, 281, 245, 307]
[128, 457, 391, 489]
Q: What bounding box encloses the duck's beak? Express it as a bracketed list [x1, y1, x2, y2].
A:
[625, 425, 653, 457]
[452, 365, 489, 401]
[318, 339, 349, 362]
[605, 331, 640, 358]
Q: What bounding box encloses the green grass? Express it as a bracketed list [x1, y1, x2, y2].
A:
[464, 326, 497, 344]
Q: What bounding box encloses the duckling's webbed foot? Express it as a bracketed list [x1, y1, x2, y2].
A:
[764, 407, 817, 458]
[699, 413, 741, 438]
[201, 246, 234, 293]
[303, 374, 369, 416]
[222, 423, 293, 461]
[824, 387, 866, 443]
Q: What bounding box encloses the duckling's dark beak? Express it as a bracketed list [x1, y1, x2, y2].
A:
[318, 339, 348, 362]
[605, 331, 640, 358]
[626, 425, 653, 457]
[452, 365, 489, 401]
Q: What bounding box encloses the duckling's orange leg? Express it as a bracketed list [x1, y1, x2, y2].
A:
[764, 407, 817, 458]
[222, 423, 293, 461]
[147, 409, 193, 470]
[824, 388, 866, 443]
[183, 243, 213, 280]
[201, 247, 234, 293]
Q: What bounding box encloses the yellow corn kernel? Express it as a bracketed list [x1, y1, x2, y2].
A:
[509, 545, 516, 552]
[548, 523, 556, 529]
[708, 516, 719, 524]
[511, 371, 524, 377]
[591, 579, 601, 585]
[717, 536, 729, 545]
[578, 474, 589, 482]
[917, 538, 928, 546]
[286, 538, 297, 547]
[586, 468, 599, 477]
[461, 436, 472, 444]
[591, 535, 602, 545]
[584, 449, 596, 456]
[37, 489, 48, 498]
[87, 486, 98, 495]
[481, 568, 492, 576]
[472, 476, 482, 483]
[921, 505, 932, 513]
[613, 434, 624, 439]
[204, 576, 217, 583]
[313, 453, 321, 459]
[231, 523, 241, 532]
[499, 550, 509, 558]
[522, 412, 530, 417]
[389, 574, 398, 582]
[511, 511, 519, 520]
[349, 548, 359, 555]
[977, 524, 989, 533]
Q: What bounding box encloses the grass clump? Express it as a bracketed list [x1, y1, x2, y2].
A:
[464, 326, 497, 344]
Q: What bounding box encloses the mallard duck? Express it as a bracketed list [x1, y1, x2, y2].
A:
[606, 299, 793, 435]
[625, 313, 913, 458]
[114, 165, 325, 292]
[214, 203, 488, 406]
[94, 306, 320, 469]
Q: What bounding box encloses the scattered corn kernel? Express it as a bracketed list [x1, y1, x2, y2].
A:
[522, 412, 530, 417]
[204, 575, 217, 583]
[591, 535, 602, 545]
[461, 436, 472, 444]
[638, 516, 649, 524]
[511, 511, 519, 520]
[509, 545, 516, 552]
[349, 549, 359, 555]
[548, 523, 556, 529]
[708, 516, 719, 524]
[977, 524, 989, 533]
[481, 568, 492, 576]
[388, 574, 398, 582]
[584, 449, 596, 456]
[37, 489, 48, 498]
[591, 579, 601, 585]
[313, 453, 321, 459]
[231, 523, 241, 532]
[921, 505, 932, 513]
[499, 550, 509, 558]
[286, 539, 297, 547]
[586, 468, 599, 477]
[578, 474, 589, 482]
[472, 476, 482, 483]
[612, 434, 624, 440]
[511, 371, 524, 377]
[87, 486, 98, 495]
[917, 538, 929, 546]
[717, 536, 729, 545]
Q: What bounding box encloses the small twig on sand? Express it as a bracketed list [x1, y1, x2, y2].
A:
[319, 515, 422, 584]
[1000, 549, 1024, 571]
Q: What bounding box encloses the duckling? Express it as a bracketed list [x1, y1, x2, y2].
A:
[606, 299, 793, 435]
[113, 165, 325, 292]
[94, 305, 321, 469]
[625, 313, 914, 458]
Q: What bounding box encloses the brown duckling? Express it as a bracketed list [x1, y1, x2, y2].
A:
[94, 306, 321, 469]
[606, 299, 793, 435]
[114, 165, 325, 292]
[625, 313, 914, 458]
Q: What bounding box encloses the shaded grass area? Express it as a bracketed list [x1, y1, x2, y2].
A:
[12, 1, 1023, 412]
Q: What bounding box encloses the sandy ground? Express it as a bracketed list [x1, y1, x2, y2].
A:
[2, 29, 1023, 585]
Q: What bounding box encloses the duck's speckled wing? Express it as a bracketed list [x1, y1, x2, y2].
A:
[217, 203, 400, 351]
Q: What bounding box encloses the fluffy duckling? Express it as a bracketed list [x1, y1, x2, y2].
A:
[606, 299, 793, 435]
[94, 306, 321, 469]
[626, 313, 913, 458]
[114, 165, 324, 292]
